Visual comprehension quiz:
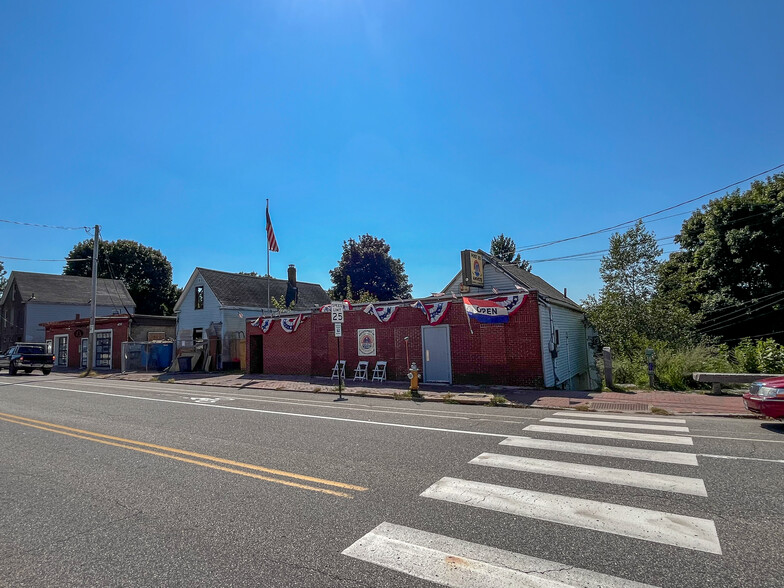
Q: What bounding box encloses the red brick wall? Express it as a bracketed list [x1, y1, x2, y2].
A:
[246, 293, 544, 387]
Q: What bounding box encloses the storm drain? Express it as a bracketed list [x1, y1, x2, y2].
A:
[589, 402, 651, 412]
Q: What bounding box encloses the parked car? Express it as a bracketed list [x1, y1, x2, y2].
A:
[0, 344, 55, 376]
[743, 377, 784, 419]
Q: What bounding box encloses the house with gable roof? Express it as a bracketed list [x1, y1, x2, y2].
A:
[0, 271, 135, 358]
[442, 249, 596, 389]
[174, 266, 330, 370]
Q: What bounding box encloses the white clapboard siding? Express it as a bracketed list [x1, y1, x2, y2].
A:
[540, 302, 589, 388]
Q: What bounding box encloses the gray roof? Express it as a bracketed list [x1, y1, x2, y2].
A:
[197, 268, 330, 310]
[1, 271, 135, 308]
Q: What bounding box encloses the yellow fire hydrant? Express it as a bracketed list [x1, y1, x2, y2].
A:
[407, 362, 420, 392]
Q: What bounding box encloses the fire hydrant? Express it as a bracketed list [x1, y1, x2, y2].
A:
[407, 362, 420, 392]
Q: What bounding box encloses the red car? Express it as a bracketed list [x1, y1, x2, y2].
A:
[744, 376, 784, 419]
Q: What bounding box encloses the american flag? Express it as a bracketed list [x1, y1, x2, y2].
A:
[266, 202, 279, 252]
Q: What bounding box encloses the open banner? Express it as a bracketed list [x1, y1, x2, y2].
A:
[463, 297, 509, 324]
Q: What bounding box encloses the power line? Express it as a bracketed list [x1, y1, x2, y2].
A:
[0, 255, 91, 262]
[0, 218, 90, 231]
[722, 329, 784, 343]
[699, 296, 784, 334]
[698, 289, 784, 326]
[515, 162, 784, 253]
[528, 236, 676, 263]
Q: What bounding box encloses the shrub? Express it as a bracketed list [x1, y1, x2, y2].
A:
[732, 338, 784, 374]
[655, 345, 733, 391]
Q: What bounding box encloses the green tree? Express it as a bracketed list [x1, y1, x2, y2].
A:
[583, 221, 696, 360]
[660, 173, 784, 341]
[599, 220, 662, 301]
[329, 234, 412, 301]
[63, 239, 179, 315]
[490, 233, 532, 272]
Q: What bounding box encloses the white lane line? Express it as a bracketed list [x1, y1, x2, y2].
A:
[540, 417, 690, 433]
[343, 522, 658, 588]
[686, 434, 784, 445]
[501, 436, 699, 465]
[552, 411, 687, 424]
[470, 453, 707, 496]
[699, 454, 784, 464]
[525, 425, 694, 445]
[19, 379, 541, 422]
[421, 477, 722, 554]
[11, 383, 515, 439]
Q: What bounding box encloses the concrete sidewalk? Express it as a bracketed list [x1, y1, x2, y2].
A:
[79, 369, 755, 417]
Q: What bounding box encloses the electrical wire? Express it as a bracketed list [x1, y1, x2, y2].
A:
[0, 218, 90, 231]
[98, 229, 134, 317]
[722, 329, 784, 343]
[698, 289, 784, 326]
[0, 255, 90, 262]
[514, 162, 784, 253]
[698, 296, 784, 334]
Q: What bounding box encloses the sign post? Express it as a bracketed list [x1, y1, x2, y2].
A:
[645, 348, 655, 389]
[331, 302, 346, 401]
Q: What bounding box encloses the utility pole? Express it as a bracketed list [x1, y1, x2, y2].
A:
[87, 225, 99, 372]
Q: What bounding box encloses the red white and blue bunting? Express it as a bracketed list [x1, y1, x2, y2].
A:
[280, 314, 306, 333]
[490, 294, 527, 316]
[425, 301, 450, 325]
[411, 299, 450, 325]
[250, 317, 275, 333]
[363, 303, 398, 323]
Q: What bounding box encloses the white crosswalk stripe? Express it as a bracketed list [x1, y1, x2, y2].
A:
[470, 452, 707, 496]
[500, 436, 699, 465]
[540, 417, 690, 432]
[524, 424, 694, 445]
[551, 411, 686, 424]
[421, 477, 722, 554]
[343, 522, 659, 588]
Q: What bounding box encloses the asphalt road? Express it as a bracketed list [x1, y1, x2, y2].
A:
[1, 373, 783, 587]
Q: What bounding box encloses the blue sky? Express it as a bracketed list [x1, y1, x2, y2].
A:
[1, 1, 782, 302]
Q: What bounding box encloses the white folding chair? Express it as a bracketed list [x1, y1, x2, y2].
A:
[372, 361, 387, 382]
[353, 361, 369, 381]
[331, 360, 346, 380]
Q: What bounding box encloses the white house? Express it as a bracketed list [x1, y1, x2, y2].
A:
[174, 266, 330, 370]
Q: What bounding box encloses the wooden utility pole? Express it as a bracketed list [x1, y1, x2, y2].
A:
[87, 225, 99, 372]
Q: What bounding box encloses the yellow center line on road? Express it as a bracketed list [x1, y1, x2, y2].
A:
[0, 412, 367, 498]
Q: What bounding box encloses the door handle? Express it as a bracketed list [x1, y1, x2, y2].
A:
[426, 350, 430, 362]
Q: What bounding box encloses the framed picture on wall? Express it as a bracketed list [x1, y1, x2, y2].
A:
[357, 328, 376, 356]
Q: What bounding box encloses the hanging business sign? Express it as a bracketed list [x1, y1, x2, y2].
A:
[357, 328, 376, 356]
[461, 250, 484, 287]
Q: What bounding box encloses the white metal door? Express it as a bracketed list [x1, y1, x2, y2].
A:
[421, 325, 452, 383]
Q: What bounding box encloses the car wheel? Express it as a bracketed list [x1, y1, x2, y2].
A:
[24, 368, 33, 374]
[42, 368, 51, 375]
[8, 362, 18, 376]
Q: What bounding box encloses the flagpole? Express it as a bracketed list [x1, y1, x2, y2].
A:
[266, 198, 270, 311]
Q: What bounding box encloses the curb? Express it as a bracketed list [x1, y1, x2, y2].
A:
[96, 373, 756, 415]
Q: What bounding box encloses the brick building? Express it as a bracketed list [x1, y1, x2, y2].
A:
[245, 250, 599, 389]
[247, 292, 546, 386]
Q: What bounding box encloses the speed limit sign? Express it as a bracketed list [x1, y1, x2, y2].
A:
[331, 302, 344, 323]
